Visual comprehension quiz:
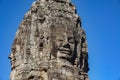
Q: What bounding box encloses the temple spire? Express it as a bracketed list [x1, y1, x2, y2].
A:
[9, 0, 89, 80]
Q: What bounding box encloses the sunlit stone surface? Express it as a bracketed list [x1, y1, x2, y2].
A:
[9, 0, 89, 80]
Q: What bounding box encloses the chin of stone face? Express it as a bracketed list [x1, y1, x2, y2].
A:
[9, 0, 89, 80]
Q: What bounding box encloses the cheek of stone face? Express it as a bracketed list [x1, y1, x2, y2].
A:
[69, 44, 75, 52]
[56, 41, 63, 47]
[66, 71, 73, 77]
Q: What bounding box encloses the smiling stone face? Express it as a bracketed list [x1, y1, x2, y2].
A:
[51, 27, 77, 65]
[56, 35, 75, 59]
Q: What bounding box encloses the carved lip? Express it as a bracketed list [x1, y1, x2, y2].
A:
[58, 48, 71, 55]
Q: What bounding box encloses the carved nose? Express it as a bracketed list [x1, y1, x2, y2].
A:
[63, 44, 70, 48]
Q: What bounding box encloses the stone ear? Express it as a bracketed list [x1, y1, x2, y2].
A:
[76, 43, 81, 66]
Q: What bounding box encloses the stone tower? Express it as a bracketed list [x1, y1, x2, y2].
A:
[9, 0, 89, 80]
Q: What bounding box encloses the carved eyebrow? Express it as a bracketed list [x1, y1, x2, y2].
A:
[55, 36, 65, 39]
[56, 37, 64, 41]
[68, 37, 74, 40]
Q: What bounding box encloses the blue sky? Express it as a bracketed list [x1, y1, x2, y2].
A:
[0, 0, 120, 80]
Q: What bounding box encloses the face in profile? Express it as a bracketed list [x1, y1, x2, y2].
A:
[52, 30, 76, 63]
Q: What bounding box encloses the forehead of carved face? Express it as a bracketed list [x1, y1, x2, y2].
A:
[52, 28, 76, 60]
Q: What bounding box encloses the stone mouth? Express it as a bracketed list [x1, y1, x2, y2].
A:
[57, 48, 72, 60]
[58, 48, 71, 56]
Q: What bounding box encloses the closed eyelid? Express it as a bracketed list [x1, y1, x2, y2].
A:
[56, 37, 64, 41]
[68, 37, 74, 40]
[57, 39, 64, 41]
[68, 38, 75, 43]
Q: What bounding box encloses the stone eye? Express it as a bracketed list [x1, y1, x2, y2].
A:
[68, 37, 74, 43]
[56, 37, 64, 42]
[58, 39, 64, 42]
[28, 76, 34, 80]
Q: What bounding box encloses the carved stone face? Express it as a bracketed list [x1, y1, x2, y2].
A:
[52, 29, 76, 63]
[9, 47, 16, 69]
